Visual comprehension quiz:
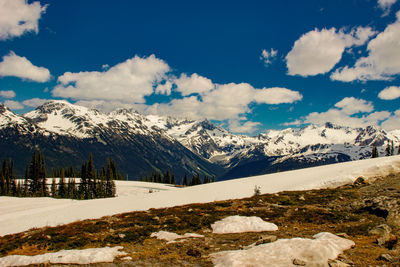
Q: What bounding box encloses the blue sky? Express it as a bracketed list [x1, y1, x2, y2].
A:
[0, 0, 400, 134]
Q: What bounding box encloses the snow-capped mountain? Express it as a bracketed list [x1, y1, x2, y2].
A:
[0, 101, 223, 180]
[0, 100, 399, 180]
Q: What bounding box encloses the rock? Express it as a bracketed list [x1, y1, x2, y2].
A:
[377, 234, 398, 249]
[255, 235, 277, 245]
[336, 233, 350, 239]
[152, 216, 160, 221]
[337, 254, 354, 265]
[328, 259, 351, 267]
[298, 195, 305, 201]
[353, 177, 367, 186]
[118, 233, 126, 239]
[370, 224, 398, 249]
[292, 258, 306, 266]
[369, 224, 392, 236]
[186, 248, 201, 257]
[378, 254, 393, 262]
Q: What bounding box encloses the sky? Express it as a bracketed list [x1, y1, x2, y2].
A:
[0, 0, 399, 135]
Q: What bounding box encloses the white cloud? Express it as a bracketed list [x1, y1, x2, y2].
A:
[260, 48, 278, 66]
[254, 87, 303, 104]
[0, 0, 47, 40]
[53, 55, 170, 103]
[304, 109, 390, 128]
[281, 119, 302, 127]
[331, 14, 400, 82]
[75, 100, 136, 113]
[52, 55, 302, 129]
[155, 81, 173, 95]
[381, 109, 400, 130]
[0, 90, 16, 98]
[378, 86, 400, 100]
[145, 83, 302, 121]
[21, 97, 48, 107]
[0, 51, 50, 82]
[284, 97, 392, 128]
[174, 73, 214, 96]
[334, 97, 374, 115]
[378, 0, 397, 16]
[3, 100, 24, 110]
[228, 119, 261, 134]
[286, 27, 376, 76]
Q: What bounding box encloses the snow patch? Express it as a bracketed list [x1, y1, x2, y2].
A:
[211, 232, 355, 267]
[150, 231, 204, 242]
[0, 246, 127, 266]
[211, 216, 278, 234]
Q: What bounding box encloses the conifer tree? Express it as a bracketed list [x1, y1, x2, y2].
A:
[371, 146, 379, 158]
[163, 170, 171, 184]
[51, 178, 57, 197]
[58, 169, 66, 198]
[391, 141, 394, 156]
[79, 161, 88, 199]
[182, 174, 188, 186]
[385, 142, 391, 156]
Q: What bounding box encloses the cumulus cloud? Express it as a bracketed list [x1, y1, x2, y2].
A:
[283, 97, 394, 128]
[260, 48, 278, 66]
[381, 109, 400, 130]
[53, 55, 170, 103]
[331, 13, 400, 82]
[155, 81, 173, 95]
[0, 0, 47, 40]
[304, 109, 390, 128]
[228, 119, 261, 134]
[378, 86, 400, 100]
[174, 73, 214, 96]
[0, 51, 50, 82]
[53, 55, 302, 130]
[144, 83, 302, 121]
[21, 97, 49, 107]
[286, 27, 376, 76]
[378, 0, 397, 16]
[3, 100, 24, 110]
[334, 97, 374, 115]
[75, 100, 137, 113]
[0, 90, 16, 98]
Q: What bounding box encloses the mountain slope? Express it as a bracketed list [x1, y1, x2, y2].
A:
[1, 101, 223, 179]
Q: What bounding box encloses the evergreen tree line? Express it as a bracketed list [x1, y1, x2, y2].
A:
[371, 141, 400, 158]
[140, 170, 215, 186]
[0, 151, 118, 199]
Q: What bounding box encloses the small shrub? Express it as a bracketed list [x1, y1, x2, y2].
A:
[254, 185, 261, 196]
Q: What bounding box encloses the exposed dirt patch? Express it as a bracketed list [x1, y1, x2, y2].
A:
[1, 173, 400, 266]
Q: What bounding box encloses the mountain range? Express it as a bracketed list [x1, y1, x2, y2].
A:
[0, 100, 399, 181]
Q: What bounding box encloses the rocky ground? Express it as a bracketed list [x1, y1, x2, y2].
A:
[1, 172, 400, 266]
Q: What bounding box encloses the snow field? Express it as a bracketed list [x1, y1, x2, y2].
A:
[1, 155, 400, 237]
[211, 232, 355, 267]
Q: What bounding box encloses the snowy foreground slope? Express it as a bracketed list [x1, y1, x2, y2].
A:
[1, 155, 400, 237]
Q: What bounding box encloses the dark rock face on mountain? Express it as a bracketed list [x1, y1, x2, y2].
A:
[0, 100, 399, 180]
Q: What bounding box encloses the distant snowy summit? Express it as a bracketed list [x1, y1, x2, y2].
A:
[0, 100, 399, 180]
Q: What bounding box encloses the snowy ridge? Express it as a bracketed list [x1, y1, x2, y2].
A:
[1, 155, 400, 237]
[0, 104, 26, 127]
[24, 100, 163, 139]
[17, 100, 400, 161]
